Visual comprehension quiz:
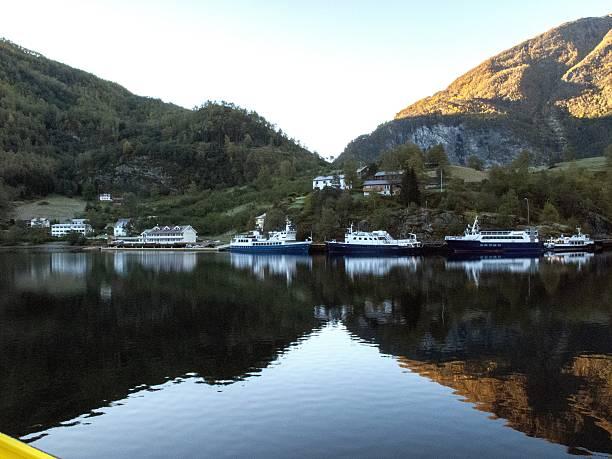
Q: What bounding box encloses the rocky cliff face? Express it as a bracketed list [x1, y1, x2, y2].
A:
[338, 15, 612, 165]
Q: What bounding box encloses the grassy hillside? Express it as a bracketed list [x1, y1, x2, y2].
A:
[12, 195, 86, 221]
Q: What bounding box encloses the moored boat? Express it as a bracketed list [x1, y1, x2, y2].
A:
[544, 228, 595, 252]
[326, 225, 422, 255]
[229, 219, 311, 254]
[445, 216, 543, 255]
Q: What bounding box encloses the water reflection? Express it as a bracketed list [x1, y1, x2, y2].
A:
[113, 251, 198, 274]
[445, 255, 539, 285]
[335, 256, 420, 278]
[544, 251, 594, 270]
[0, 251, 610, 456]
[230, 253, 312, 283]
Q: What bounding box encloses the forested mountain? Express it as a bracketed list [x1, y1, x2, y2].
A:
[0, 39, 322, 199]
[338, 15, 612, 166]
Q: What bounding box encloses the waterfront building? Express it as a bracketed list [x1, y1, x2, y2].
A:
[51, 219, 93, 237]
[140, 225, 197, 245]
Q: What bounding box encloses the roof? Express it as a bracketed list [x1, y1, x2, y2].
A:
[363, 179, 393, 186]
[313, 174, 345, 181]
[143, 225, 196, 235]
[374, 170, 404, 177]
[115, 218, 130, 226]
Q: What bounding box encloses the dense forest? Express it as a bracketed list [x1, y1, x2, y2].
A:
[0, 38, 323, 204]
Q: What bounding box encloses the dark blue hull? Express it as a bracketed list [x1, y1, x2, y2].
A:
[446, 240, 544, 254]
[229, 242, 311, 254]
[326, 242, 421, 256]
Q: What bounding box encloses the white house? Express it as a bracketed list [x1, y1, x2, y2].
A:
[51, 219, 93, 237]
[99, 193, 112, 202]
[114, 218, 131, 237]
[312, 174, 349, 190]
[255, 213, 266, 230]
[30, 217, 50, 228]
[140, 225, 197, 245]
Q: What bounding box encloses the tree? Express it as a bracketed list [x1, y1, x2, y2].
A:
[263, 207, 285, 232]
[82, 182, 96, 201]
[279, 160, 295, 179]
[316, 207, 340, 240]
[343, 160, 359, 189]
[255, 166, 272, 190]
[497, 189, 520, 217]
[605, 144, 612, 168]
[467, 155, 484, 171]
[426, 144, 449, 168]
[541, 201, 560, 223]
[400, 167, 420, 206]
[379, 143, 424, 172]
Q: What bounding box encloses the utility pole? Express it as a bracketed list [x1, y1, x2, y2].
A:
[524, 197, 530, 226]
[440, 168, 443, 193]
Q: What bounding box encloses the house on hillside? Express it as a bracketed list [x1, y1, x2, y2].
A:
[114, 218, 131, 237]
[362, 171, 404, 196]
[30, 217, 50, 228]
[312, 174, 349, 190]
[255, 213, 266, 230]
[141, 225, 197, 245]
[51, 219, 93, 237]
[99, 193, 112, 202]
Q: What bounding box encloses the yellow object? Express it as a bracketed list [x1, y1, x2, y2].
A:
[0, 433, 54, 459]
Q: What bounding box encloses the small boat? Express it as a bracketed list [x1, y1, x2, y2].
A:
[326, 224, 422, 255]
[544, 228, 595, 252]
[445, 216, 543, 255]
[229, 219, 311, 254]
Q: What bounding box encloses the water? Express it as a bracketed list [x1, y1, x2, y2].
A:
[0, 250, 610, 457]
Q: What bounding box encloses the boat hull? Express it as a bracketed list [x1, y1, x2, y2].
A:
[545, 244, 595, 252]
[229, 242, 311, 254]
[446, 240, 544, 255]
[326, 242, 421, 255]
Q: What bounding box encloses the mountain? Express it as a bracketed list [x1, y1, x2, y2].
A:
[338, 15, 612, 166]
[0, 39, 321, 198]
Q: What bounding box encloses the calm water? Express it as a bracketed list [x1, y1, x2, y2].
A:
[0, 250, 610, 458]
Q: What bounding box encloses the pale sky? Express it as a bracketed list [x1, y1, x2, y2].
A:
[1, 1, 610, 158]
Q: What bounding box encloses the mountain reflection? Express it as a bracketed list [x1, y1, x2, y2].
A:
[0, 251, 610, 455]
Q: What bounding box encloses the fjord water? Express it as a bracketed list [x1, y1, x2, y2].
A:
[0, 251, 610, 458]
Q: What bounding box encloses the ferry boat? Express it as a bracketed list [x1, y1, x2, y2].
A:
[544, 228, 595, 252]
[229, 219, 311, 254]
[445, 216, 543, 255]
[326, 225, 422, 255]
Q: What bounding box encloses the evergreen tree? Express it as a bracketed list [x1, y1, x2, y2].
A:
[400, 167, 421, 206]
[541, 201, 560, 223]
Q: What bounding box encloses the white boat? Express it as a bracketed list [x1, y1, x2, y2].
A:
[229, 219, 311, 254]
[326, 225, 421, 255]
[445, 216, 543, 254]
[544, 228, 595, 252]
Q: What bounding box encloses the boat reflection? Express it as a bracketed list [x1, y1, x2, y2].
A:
[230, 253, 312, 283]
[544, 251, 594, 269]
[333, 256, 420, 278]
[112, 251, 198, 275]
[445, 255, 539, 285]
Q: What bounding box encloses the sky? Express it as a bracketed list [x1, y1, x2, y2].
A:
[0, 1, 610, 158]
